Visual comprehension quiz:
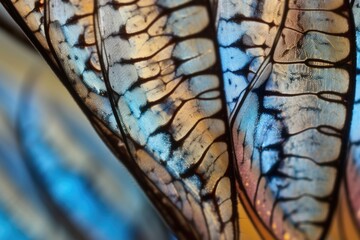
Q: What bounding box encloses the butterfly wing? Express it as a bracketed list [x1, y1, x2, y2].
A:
[217, 0, 284, 113]
[45, 0, 123, 138]
[94, 1, 237, 238]
[224, 0, 356, 239]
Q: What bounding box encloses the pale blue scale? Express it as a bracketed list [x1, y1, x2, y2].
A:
[148, 133, 172, 160]
[351, 82, 360, 143]
[223, 72, 248, 110]
[277, 197, 327, 223]
[63, 25, 81, 46]
[219, 46, 251, 110]
[157, 0, 191, 8]
[350, 0, 360, 168]
[261, 150, 279, 174]
[61, 26, 106, 94]
[220, 47, 250, 72]
[218, 35, 255, 112]
[217, 3, 269, 113]
[255, 114, 282, 175]
[217, 20, 243, 47]
[123, 88, 147, 119]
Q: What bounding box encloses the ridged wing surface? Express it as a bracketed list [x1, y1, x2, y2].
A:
[217, 0, 284, 113]
[46, 0, 120, 135]
[229, 0, 356, 239]
[95, 0, 237, 239]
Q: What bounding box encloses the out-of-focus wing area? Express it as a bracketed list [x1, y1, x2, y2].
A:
[0, 8, 171, 240]
[0, 5, 31, 53]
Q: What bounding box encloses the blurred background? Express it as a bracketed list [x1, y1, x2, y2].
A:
[0, 5, 359, 240]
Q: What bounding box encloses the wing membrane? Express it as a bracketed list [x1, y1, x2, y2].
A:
[228, 0, 356, 239]
[217, 0, 284, 113]
[95, 1, 237, 239]
[46, 0, 120, 135]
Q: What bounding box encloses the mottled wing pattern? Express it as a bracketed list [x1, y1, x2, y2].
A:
[346, 0, 360, 231]
[217, 0, 284, 112]
[230, 0, 356, 239]
[46, 0, 120, 135]
[95, 0, 237, 239]
[8, 0, 46, 48]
